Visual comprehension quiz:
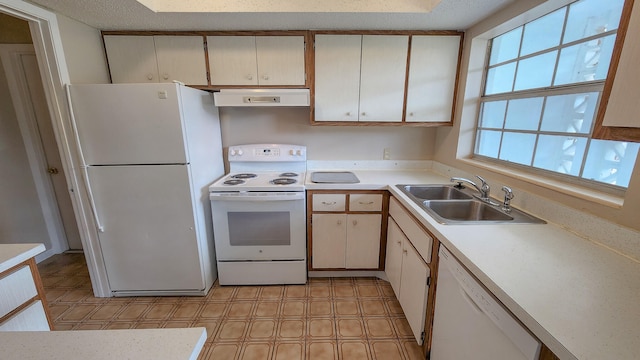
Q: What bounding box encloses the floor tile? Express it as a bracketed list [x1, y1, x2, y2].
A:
[38, 254, 422, 360]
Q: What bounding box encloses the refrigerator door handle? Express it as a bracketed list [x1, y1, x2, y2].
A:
[65, 85, 104, 232]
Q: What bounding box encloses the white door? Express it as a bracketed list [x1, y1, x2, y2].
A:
[399, 240, 430, 345]
[406, 35, 461, 123]
[345, 214, 381, 269]
[153, 36, 208, 85]
[314, 35, 362, 122]
[359, 35, 409, 122]
[385, 219, 404, 296]
[255, 36, 306, 85]
[89, 165, 204, 292]
[69, 83, 189, 165]
[312, 214, 347, 268]
[207, 36, 258, 85]
[0, 44, 81, 252]
[103, 35, 159, 83]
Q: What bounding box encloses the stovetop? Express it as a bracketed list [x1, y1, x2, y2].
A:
[209, 144, 307, 192]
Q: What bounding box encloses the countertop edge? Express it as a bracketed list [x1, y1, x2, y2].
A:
[0, 243, 46, 273]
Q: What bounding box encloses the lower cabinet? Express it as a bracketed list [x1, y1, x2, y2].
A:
[0, 258, 53, 331]
[308, 190, 388, 270]
[386, 196, 435, 348]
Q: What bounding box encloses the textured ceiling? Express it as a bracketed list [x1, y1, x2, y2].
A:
[26, 0, 515, 31]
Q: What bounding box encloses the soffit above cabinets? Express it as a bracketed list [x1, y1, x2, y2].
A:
[27, 0, 514, 31]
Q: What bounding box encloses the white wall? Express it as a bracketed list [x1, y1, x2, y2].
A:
[434, 0, 640, 233]
[56, 13, 109, 84]
[0, 57, 51, 248]
[219, 107, 437, 164]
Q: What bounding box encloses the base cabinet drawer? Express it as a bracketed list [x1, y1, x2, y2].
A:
[0, 300, 50, 331]
[0, 266, 38, 318]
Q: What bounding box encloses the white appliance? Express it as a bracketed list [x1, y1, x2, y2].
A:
[67, 83, 224, 296]
[430, 246, 541, 360]
[209, 144, 307, 285]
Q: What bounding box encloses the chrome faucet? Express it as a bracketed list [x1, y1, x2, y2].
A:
[450, 175, 491, 200]
[501, 186, 514, 213]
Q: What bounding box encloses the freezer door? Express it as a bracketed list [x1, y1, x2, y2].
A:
[88, 165, 205, 292]
[69, 83, 190, 165]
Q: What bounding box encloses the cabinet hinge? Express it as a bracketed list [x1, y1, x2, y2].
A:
[420, 331, 426, 344]
[427, 276, 431, 286]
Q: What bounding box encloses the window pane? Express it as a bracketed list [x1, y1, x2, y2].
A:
[479, 100, 507, 128]
[514, 51, 558, 91]
[533, 135, 587, 176]
[489, 27, 522, 65]
[554, 35, 616, 85]
[475, 130, 502, 158]
[563, 0, 624, 44]
[499, 132, 536, 165]
[505, 97, 543, 131]
[540, 92, 598, 133]
[521, 8, 566, 56]
[582, 141, 640, 187]
[485, 63, 516, 95]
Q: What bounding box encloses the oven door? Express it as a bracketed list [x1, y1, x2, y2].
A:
[210, 192, 306, 261]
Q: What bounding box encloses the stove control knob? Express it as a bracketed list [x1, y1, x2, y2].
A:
[237, 149, 244, 156]
[289, 149, 295, 155]
[296, 150, 303, 156]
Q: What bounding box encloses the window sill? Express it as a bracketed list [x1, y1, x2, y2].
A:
[458, 158, 625, 209]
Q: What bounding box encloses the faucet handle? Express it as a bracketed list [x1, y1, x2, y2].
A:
[476, 175, 490, 196]
[501, 186, 514, 200]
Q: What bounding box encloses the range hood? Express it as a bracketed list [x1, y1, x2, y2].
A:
[213, 89, 310, 107]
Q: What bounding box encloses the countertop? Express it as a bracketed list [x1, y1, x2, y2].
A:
[305, 166, 640, 360]
[0, 328, 207, 360]
[0, 243, 46, 273]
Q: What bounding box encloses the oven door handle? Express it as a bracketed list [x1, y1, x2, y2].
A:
[209, 192, 305, 201]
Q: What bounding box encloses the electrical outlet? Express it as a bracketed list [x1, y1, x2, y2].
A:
[383, 148, 390, 160]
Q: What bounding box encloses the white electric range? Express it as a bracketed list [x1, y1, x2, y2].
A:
[209, 144, 307, 285]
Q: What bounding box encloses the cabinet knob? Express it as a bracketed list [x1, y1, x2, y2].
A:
[352, 220, 358, 226]
[409, 112, 414, 117]
[397, 241, 401, 245]
[403, 249, 408, 254]
[162, 73, 169, 80]
[247, 74, 253, 80]
[337, 220, 343, 225]
[346, 112, 351, 116]
[262, 74, 269, 80]
[361, 112, 366, 116]
[321, 201, 336, 205]
[146, 73, 154, 80]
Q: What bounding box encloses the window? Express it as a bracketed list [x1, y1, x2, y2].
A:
[475, 0, 639, 188]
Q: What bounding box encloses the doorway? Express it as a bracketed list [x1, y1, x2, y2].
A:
[0, 15, 82, 255]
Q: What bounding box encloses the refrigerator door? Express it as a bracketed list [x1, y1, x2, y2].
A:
[89, 164, 205, 292]
[69, 83, 189, 165]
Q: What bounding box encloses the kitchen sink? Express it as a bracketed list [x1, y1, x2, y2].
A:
[400, 185, 473, 200]
[396, 184, 545, 225]
[426, 200, 513, 222]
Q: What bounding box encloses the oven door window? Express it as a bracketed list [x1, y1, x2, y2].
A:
[228, 211, 290, 246]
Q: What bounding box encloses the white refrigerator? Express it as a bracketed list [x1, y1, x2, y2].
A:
[68, 83, 224, 296]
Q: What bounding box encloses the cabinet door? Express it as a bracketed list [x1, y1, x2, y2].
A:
[207, 36, 258, 85]
[256, 36, 306, 85]
[406, 35, 460, 123]
[154, 36, 207, 85]
[312, 214, 347, 268]
[0, 300, 50, 331]
[359, 35, 409, 122]
[399, 241, 430, 345]
[385, 219, 404, 296]
[314, 35, 362, 121]
[104, 35, 158, 83]
[345, 214, 382, 269]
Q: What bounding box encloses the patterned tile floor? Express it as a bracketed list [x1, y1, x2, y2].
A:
[38, 253, 424, 360]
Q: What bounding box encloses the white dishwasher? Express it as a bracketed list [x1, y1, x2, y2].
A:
[430, 247, 541, 360]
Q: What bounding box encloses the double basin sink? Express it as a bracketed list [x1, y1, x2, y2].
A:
[397, 184, 545, 225]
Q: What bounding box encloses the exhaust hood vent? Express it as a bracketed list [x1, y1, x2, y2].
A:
[213, 89, 310, 107]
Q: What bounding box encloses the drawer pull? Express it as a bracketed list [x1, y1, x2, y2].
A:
[352, 220, 358, 226]
[322, 201, 337, 205]
[358, 201, 375, 205]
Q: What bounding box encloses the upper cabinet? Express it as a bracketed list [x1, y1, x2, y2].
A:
[593, 0, 640, 142]
[406, 35, 461, 123]
[312, 32, 463, 125]
[207, 35, 306, 86]
[103, 35, 208, 85]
